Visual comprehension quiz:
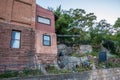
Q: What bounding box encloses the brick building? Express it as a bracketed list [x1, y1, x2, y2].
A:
[0, 0, 57, 70]
[35, 5, 57, 64]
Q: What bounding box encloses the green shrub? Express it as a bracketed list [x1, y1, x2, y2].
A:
[107, 62, 120, 68]
[90, 51, 98, 56]
[0, 71, 19, 78]
[0, 68, 43, 78]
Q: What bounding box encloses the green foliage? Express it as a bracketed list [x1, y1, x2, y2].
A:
[46, 66, 71, 74]
[107, 62, 120, 68]
[97, 61, 120, 68]
[113, 18, 120, 28]
[21, 68, 43, 76]
[52, 6, 96, 44]
[59, 69, 72, 73]
[97, 62, 106, 68]
[0, 69, 43, 78]
[22, 68, 32, 76]
[46, 65, 91, 74]
[102, 40, 115, 52]
[0, 71, 19, 78]
[70, 52, 89, 58]
[70, 52, 79, 57]
[74, 66, 90, 72]
[89, 20, 111, 46]
[90, 51, 98, 56]
[46, 66, 59, 74]
[51, 6, 120, 56]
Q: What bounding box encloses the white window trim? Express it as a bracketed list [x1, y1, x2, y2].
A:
[43, 35, 51, 46]
[38, 16, 51, 25]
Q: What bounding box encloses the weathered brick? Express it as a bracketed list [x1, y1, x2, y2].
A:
[36, 5, 56, 33]
[0, 22, 35, 65]
[35, 5, 57, 64]
[0, 0, 36, 28]
[0, 0, 57, 71]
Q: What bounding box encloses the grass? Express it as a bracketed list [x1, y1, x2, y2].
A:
[1, 62, 120, 78]
[70, 52, 88, 58]
[0, 68, 43, 78]
[90, 51, 98, 57]
[0, 71, 19, 78]
[46, 65, 91, 74]
[107, 62, 120, 68]
[96, 61, 120, 69]
[46, 66, 71, 74]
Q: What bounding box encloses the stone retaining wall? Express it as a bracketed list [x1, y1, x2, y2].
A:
[91, 68, 120, 80]
[1, 68, 120, 80]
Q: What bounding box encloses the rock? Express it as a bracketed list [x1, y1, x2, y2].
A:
[57, 44, 67, 54]
[53, 61, 61, 70]
[80, 56, 88, 62]
[66, 47, 73, 55]
[79, 45, 92, 54]
[40, 64, 48, 75]
[57, 44, 67, 50]
[64, 56, 81, 70]
[57, 44, 73, 55]
[58, 56, 81, 70]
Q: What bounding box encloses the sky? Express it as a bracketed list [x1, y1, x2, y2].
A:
[36, 0, 120, 25]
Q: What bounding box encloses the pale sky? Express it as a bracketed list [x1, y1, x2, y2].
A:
[36, 0, 120, 25]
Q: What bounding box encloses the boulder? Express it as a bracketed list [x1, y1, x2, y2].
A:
[57, 44, 73, 55]
[79, 45, 92, 54]
[58, 56, 81, 70]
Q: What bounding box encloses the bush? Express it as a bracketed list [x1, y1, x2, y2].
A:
[0, 71, 19, 78]
[0, 68, 43, 78]
[107, 62, 120, 68]
[90, 51, 98, 56]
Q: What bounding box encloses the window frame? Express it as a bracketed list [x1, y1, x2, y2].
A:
[37, 16, 51, 25]
[10, 30, 21, 48]
[43, 34, 51, 46]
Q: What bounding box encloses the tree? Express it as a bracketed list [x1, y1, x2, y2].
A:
[68, 9, 96, 30]
[89, 20, 111, 48]
[49, 6, 73, 43]
[114, 18, 120, 28]
[66, 8, 96, 44]
[51, 7, 97, 44]
[113, 18, 120, 55]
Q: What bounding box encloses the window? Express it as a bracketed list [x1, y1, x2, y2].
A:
[38, 16, 50, 25]
[11, 31, 21, 48]
[43, 35, 51, 46]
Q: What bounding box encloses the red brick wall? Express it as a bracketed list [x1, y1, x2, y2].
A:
[0, 22, 35, 65]
[36, 5, 55, 33]
[35, 5, 57, 63]
[0, 0, 36, 70]
[0, 0, 36, 28]
[35, 30, 57, 63]
[0, 0, 57, 66]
